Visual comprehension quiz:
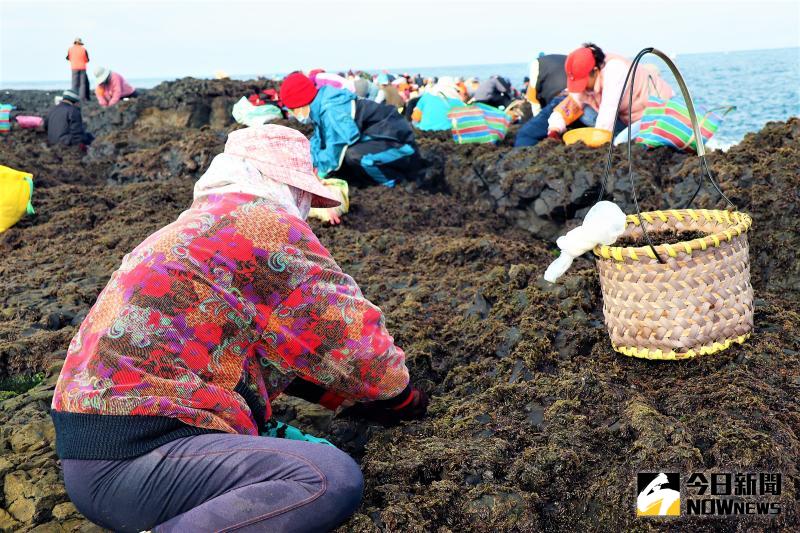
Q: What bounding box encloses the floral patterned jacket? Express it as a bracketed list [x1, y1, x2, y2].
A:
[51, 192, 409, 459]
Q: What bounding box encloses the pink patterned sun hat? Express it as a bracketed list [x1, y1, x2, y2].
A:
[224, 125, 340, 208]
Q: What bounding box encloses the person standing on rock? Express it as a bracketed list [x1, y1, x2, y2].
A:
[281, 71, 424, 188]
[50, 125, 428, 533]
[94, 66, 138, 106]
[515, 44, 673, 148]
[66, 37, 90, 101]
[44, 89, 94, 148]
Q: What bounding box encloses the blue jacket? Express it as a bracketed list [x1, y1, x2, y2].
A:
[414, 93, 462, 131]
[309, 86, 360, 176]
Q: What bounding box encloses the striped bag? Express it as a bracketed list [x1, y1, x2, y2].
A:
[0, 104, 13, 134]
[448, 103, 510, 144]
[635, 96, 734, 152]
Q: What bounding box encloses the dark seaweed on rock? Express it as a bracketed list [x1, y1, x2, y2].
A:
[0, 78, 797, 531]
[616, 229, 708, 247]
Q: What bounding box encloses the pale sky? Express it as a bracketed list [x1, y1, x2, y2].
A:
[1, 0, 798, 83]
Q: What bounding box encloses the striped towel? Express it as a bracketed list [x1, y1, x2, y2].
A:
[0, 104, 13, 134]
[635, 97, 732, 152]
[448, 103, 510, 144]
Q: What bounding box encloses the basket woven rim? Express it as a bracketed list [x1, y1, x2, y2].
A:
[613, 333, 750, 361]
[593, 209, 752, 262]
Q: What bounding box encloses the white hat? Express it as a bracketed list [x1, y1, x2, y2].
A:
[94, 67, 111, 85]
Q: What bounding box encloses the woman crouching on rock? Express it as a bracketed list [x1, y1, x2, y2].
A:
[50, 125, 428, 532]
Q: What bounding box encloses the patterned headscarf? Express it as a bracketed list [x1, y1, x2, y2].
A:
[193, 153, 312, 219]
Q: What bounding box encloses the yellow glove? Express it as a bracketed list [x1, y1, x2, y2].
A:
[308, 179, 349, 224]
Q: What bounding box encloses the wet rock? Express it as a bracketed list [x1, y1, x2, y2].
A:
[40, 311, 74, 332]
[525, 402, 545, 427]
[0, 508, 21, 532]
[466, 290, 491, 320]
[9, 419, 54, 454]
[50, 502, 78, 521]
[0, 81, 798, 531]
[4, 468, 68, 523]
[495, 327, 521, 358]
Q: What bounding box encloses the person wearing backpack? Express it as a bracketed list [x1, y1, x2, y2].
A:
[280, 71, 424, 188]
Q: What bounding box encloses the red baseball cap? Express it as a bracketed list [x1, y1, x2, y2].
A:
[565, 47, 597, 93]
[280, 72, 319, 109]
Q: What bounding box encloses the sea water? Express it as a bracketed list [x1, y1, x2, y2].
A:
[394, 47, 799, 149]
[3, 48, 797, 148]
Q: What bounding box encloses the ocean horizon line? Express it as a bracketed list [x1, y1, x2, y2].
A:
[2, 45, 797, 89]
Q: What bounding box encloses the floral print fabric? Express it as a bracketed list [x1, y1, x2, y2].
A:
[52, 192, 409, 436]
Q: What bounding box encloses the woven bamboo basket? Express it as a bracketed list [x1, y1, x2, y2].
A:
[594, 209, 753, 360]
[593, 49, 753, 360]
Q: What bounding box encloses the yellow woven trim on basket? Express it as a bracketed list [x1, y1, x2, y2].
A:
[593, 209, 752, 262]
[612, 333, 750, 361]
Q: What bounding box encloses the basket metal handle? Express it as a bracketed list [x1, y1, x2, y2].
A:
[597, 47, 737, 263]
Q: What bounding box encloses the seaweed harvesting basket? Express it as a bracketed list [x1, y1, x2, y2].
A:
[593, 48, 753, 361]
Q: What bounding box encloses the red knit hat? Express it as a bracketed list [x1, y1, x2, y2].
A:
[280, 72, 318, 109]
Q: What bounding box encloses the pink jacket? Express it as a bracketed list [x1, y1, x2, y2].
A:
[571, 54, 673, 132]
[314, 72, 356, 93]
[96, 72, 136, 107]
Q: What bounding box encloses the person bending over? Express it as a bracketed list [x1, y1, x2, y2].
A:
[94, 66, 138, 106]
[515, 44, 673, 148]
[44, 89, 94, 148]
[280, 71, 424, 188]
[51, 125, 428, 533]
